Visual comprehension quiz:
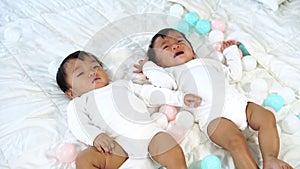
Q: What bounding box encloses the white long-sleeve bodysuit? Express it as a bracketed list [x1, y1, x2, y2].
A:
[144, 45, 249, 139]
[67, 80, 188, 158]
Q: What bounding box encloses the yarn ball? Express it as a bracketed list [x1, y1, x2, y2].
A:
[281, 115, 300, 134]
[250, 78, 268, 92]
[159, 104, 178, 122]
[211, 18, 227, 32]
[263, 94, 284, 112]
[277, 87, 295, 104]
[184, 12, 199, 26]
[195, 19, 211, 35]
[242, 55, 257, 71]
[175, 20, 190, 35]
[208, 30, 224, 43]
[174, 111, 194, 130]
[151, 112, 168, 129]
[201, 155, 222, 169]
[169, 4, 184, 17]
[238, 43, 250, 56]
[56, 143, 78, 163]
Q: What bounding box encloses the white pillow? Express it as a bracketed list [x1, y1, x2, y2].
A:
[255, 0, 286, 11]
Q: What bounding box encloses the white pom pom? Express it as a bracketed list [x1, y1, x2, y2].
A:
[208, 30, 224, 43]
[4, 26, 21, 42]
[250, 78, 268, 92]
[169, 4, 184, 17]
[242, 55, 257, 71]
[277, 87, 295, 104]
[248, 90, 267, 105]
[174, 111, 194, 130]
[280, 115, 300, 134]
[151, 112, 168, 129]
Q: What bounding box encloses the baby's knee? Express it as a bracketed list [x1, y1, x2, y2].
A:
[149, 132, 178, 156]
[75, 146, 105, 169]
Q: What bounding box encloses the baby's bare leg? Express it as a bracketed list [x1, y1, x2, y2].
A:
[207, 117, 258, 169]
[246, 102, 293, 169]
[76, 144, 128, 169]
[149, 132, 188, 169]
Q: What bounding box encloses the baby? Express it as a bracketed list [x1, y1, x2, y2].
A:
[134, 28, 293, 169]
[56, 50, 201, 169]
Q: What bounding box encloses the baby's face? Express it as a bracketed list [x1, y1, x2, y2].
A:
[64, 55, 109, 98]
[153, 30, 195, 68]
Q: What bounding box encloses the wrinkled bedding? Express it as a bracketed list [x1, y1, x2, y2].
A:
[0, 0, 299, 168]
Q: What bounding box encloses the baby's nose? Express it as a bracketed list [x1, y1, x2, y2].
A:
[89, 71, 96, 77]
[172, 43, 180, 50]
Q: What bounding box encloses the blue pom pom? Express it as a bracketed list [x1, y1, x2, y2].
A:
[184, 12, 199, 26]
[175, 20, 190, 35]
[195, 19, 211, 35]
[263, 94, 284, 112]
[201, 155, 222, 169]
[238, 43, 250, 56]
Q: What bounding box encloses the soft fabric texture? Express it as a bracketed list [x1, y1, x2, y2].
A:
[0, 0, 299, 168]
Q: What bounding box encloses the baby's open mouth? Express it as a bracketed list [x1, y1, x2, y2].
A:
[174, 51, 184, 58]
[93, 77, 101, 83]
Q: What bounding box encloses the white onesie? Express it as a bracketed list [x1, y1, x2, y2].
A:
[67, 80, 188, 159]
[144, 45, 249, 140]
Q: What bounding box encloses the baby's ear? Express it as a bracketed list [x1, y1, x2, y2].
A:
[65, 89, 74, 99]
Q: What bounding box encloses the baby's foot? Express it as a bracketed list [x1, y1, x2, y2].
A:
[264, 156, 293, 169]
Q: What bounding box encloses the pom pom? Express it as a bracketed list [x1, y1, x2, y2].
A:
[242, 55, 257, 71]
[174, 111, 194, 130]
[208, 30, 224, 43]
[201, 155, 222, 169]
[250, 78, 268, 92]
[175, 20, 190, 35]
[56, 143, 78, 163]
[277, 87, 295, 104]
[195, 19, 211, 35]
[263, 94, 284, 112]
[151, 112, 168, 129]
[184, 12, 199, 26]
[212, 42, 222, 52]
[159, 104, 178, 122]
[281, 115, 300, 134]
[211, 18, 227, 32]
[238, 43, 250, 56]
[169, 4, 184, 17]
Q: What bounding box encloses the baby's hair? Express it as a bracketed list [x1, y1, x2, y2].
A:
[147, 28, 194, 63]
[56, 50, 102, 93]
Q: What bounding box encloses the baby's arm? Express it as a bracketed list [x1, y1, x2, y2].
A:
[222, 43, 243, 82]
[67, 100, 103, 145]
[130, 81, 201, 108]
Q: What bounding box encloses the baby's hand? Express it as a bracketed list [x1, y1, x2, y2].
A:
[184, 94, 202, 108]
[93, 133, 115, 153]
[133, 57, 148, 73]
[220, 40, 238, 53]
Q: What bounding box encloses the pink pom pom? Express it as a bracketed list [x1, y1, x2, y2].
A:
[211, 19, 227, 32]
[212, 42, 222, 52]
[159, 104, 178, 122]
[56, 143, 78, 163]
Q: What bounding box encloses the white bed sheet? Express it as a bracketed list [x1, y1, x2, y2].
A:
[0, 0, 299, 168]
